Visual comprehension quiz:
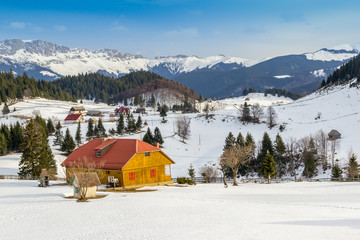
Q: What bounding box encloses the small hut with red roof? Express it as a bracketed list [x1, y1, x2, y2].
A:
[61, 138, 175, 187]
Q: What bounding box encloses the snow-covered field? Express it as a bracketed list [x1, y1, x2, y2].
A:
[0, 180, 359, 240]
[0, 83, 359, 178]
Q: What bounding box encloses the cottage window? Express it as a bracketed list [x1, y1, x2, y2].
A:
[96, 150, 101, 157]
[145, 152, 150, 157]
[129, 172, 135, 181]
[165, 165, 171, 176]
[106, 171, 110, 174]
[150, 169, 156, 178]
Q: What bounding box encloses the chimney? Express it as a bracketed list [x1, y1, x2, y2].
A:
[156, 142, 159, 148]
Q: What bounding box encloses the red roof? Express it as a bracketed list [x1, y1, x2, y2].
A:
[61, 138, 165, 170]
[65, 114, 82, 121]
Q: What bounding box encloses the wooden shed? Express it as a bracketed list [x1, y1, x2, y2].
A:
[62, 138, 175, 188]
[64, 114, 83, 124]
[328, 129, 341, 140]
[72, 172, 101, 199]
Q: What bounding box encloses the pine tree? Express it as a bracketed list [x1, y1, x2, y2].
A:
[331, 164, 343, 180]
[75, 122, 82, 146]
[53, 122, 63, 146]
[116, 114, 125, 134]
[160, 106, 167, 117]
[2, 102, 10, 115]
[61, 128, 76, 155]
[245, 132, 254, 146]
[154, 127, 164, 146]
[124, 98, 128, 106]
[93, 125, 99, 138]
[46, 118, 55, 135]
[126, 114, 136, 133]
[136, 115, 142, 130]
[241, 102, 251, 122]
[145, 127, 154, 144]
[11, 121, 23, 151]
[260, 151, 277, 183]
[97, 118, 106, 137]
[274, 133, 286, 176]
[143, 133, 152, 145]
[188, 164, 195, 180]
[236, 133, 245, 146]
[19, 120, 56, 177]
[1, 124, 11, 151]
[0, 132, 7, 155]
[346, 154, 359, 179]
[224, 132, 236, 150]
[86, 120, 94, 140]
[302, 148, 317, 178]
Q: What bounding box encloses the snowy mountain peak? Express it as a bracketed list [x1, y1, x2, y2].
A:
[305, 44, 360, 61]
[0, 39, 70, 56]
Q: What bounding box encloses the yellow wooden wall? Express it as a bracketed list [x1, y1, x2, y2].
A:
[122, 151, 173, 187]
[65, 168, 123, 185]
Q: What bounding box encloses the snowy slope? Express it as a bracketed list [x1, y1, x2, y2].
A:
[305, 44, 360, 61]
[1, 180, 360, 240]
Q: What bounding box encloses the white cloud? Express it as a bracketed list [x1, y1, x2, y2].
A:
[111, 21, 128, 31]
[8, 22, 43, 32]
[164, 28, 199, 38]
[54, 25, 67, 32]
[9, 22, 26, 29]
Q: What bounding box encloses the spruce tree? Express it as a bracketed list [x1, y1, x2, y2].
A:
[94, 125, 99, 138]
[260, 151, 277, 183]
[116, 114, 125, 134]
[61, 128, 76, 155]
[188, 164, 195, 180]
[143, 133, 152, 145]
[136, 115, 142, 130]
[347, 154, 359, 179]
[0, 132, 7, 155]
[11, 121, 23, 151]
[145, 127, 154, 144]
[274, 133, 286, 176]
[331, 164, 343, 180]
[46, 118, 55, 135]
[236, 133, 245, 146]
[97, 118, 106, 137]
[124, 98, 128, 106]
[1, 124, 11, 151]
[53, 122, 63, 145]
[302, 148, 317, 178]
[2, 103, 10, 115]
[154, 127, 164, 146]
[75, 122, 82, 146]
[86, 120, 94, 140]
[245, 132, 254, 146]
[126, 114, 136, 133]
[224, 132, 236, 150]
[241, 102, 251, 122]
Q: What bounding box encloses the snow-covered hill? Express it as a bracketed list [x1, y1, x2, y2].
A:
[1, 83, 359, 179]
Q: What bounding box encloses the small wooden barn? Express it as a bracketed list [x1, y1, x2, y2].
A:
[87, 110, 102, 116]
[135, 107, 146, 114]
[72, 172, 101, 199]
[64, 114, 83, 124]
[328, 129, 341, 140]
[70, 106, 86, 114]
[62, 138, 175, 188]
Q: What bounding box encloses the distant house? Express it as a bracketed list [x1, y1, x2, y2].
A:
[87, 110, 102, 116]
[135, 107, 146, 114]
[62, 138, 175, 188]
[328, 129, 341, 140]
[70, 106, 86, 114]
[64, 114, 83, 124]
[115, 106, 130, 116]
[71, 172, 101, 199]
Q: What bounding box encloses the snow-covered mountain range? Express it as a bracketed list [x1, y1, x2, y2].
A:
[0, 39, 359, 97]
[0, 39, 254, 80]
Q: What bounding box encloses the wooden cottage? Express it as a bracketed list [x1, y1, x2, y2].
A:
[87, 110, 102, 116]
[70, 106, 86, 114]
[61, 138, 175, 188]
[328, 129, 341, 140]
[72, 172, 101, 199]
[115, 106, 130, 116]
[135, 107, 146, 114]
[64, 114, 83, 124]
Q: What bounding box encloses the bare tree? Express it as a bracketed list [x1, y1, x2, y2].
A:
[176, 116, 191, 142]
[285, 137, 301, 181]
[314, 130, 329, 170]
[266, 106, 277, 128]
[220, 143, 254, 186]
[199, 164, 219, 183]
[330, 139, 340, 166]
[251, 103, 264, 123]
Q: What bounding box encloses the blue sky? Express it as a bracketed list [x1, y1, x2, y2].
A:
[1, 0, 360, 60]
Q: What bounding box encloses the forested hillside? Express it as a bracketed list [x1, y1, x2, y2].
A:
[322, 53, 360, 87]
[0, 71, 74, 104]
[0, 70, 197, 105]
